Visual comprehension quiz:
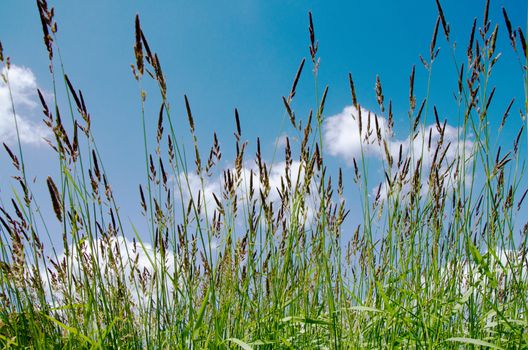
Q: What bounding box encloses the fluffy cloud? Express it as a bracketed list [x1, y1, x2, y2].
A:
[40, 235, 179, 307]
[176, 159, 318, 224]
[324, 106, 388, 164]
[440, 249, 528, 296]
[0, 65, 50, 145]
[324, 105, 474, 200]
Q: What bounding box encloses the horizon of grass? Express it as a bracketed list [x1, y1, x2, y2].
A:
[0, 0, 527, 348]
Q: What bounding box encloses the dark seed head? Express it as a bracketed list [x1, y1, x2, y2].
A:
[46, 177, 62, 222]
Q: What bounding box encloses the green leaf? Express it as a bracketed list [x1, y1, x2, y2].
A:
[90, 316, 120, 350]
[454, 286, 474, 311]
[468, 244, 498, 288]
[250, 340, 275, 346]
[348, 306, 383, 313]
[446, 337, 504, 349]
[226, 338, 253, 350]
[280, 316, 331, 326]
[0, 334, 18, 347]
[192, 285, 210, 340]
[44, 314, 94, 346]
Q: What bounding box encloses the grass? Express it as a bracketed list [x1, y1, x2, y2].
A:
[0, 0, 527, 348]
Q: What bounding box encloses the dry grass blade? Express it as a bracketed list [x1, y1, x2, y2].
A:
[430, 16, 440, 61]
[234, 108, 241, 140]
[92, 150, 101, 181]
[183, 95, 201, 173]
[300, 110, 312, 160]
[434, 0, 450, 40]
[318, 85, 329, 120]
[433, 106, 442, 133]
[467, 18, 477, 63]
[184, 94, 195, 133]
[153, 54, 167, 98]
[374, 114, 381, 142]
[518, 28, 526, 58]
[495, 152, 511, 172]
[514, 125, 523, 153]
[308, 11, 318, 63]
[485, 86, 495, 112]
[79, 90, 88, 115]
[357, 104, 362, 134]
[488, 24, 499, 59]
[167, 134, 175, 164]
[458, 64, 464, 95]
[159, 158, 167, 186]
[349, 73, 358, 108]
[149, 154, 156, 181]
[72, 121, 78, 162]
[518, 188, 528, 211]
[36, 0, 54, 60]
[397, 144, 403, 167]
[3, 143, 20, 170]
[213, 132, 221, 160]
[314, 143, 322, 169]
[413, 99, 426, 133]
[282, 96, 296, 128]
[387, 100, 393, 134]
[139, 185, 147, 212]
[502, 7, 516, 50]
[483, 0, 490, 34]
[409, 65, 416, 110]
[64, 75, 82, 112]
[140, 30, 153, 63]
[37, 89, 50, 117]
[46, 176, 62, 222]
[10, 200, 25, 226]
[375, 75, 384, 112]
[157, 103, 164, 143]
[500, 98, 514, 128]
[134, 14, 144, 76]
[289, 58, 305, 101]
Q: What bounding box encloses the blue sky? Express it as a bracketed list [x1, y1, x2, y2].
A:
[0, 0, 527, 248]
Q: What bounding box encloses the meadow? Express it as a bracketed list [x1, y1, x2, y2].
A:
[0, 0, 527, 348]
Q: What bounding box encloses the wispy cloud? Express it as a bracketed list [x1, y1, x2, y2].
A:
[0, 65, 50, 145]
[274, 132, 298, 149]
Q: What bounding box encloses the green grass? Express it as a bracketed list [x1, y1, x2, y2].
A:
[0, 0, 527, 348]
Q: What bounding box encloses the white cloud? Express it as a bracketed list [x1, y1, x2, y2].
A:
[397, 124, 473, 169]
[176, 159, 319, 224]
[0, 65, 50, 145]
[275, 133, 299, 149]
[440, 249, 528, 296]
[324, 105, 474, 200]
[275, 133, 289, 148]
[324, 106, 387, 165]
[39, 235, 180, 307]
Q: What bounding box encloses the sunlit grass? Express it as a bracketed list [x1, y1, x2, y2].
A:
[0, 0, 527, 348]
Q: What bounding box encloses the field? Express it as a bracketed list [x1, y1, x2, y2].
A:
[0, 0, 527, 348]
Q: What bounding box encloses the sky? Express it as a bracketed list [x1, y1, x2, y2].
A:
[0, 0, 527, 251]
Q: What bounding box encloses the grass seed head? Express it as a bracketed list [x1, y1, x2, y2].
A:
[375, 75, 384, 113]
[46, 176, 62, 222]
[134, 14, 144, 77]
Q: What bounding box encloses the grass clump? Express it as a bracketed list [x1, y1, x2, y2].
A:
[0, 0, 527, 348]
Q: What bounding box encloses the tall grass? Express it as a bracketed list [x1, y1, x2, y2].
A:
[0, 0, 527, 348]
